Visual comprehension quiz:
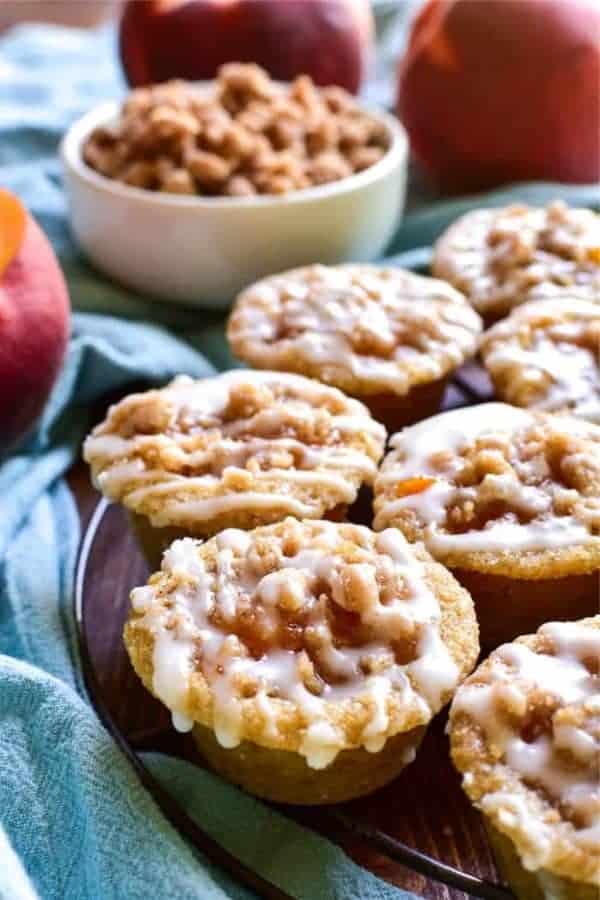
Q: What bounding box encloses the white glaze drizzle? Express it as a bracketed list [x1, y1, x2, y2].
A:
[130, 521, 461, 769]
[435, 202, 600, 314]
[452, 620, 600, 870]
[230, 264, 481, 393]
[374, 403, 600, 554]
[483, 300, 600, 424]
[84, 370, 385, 527]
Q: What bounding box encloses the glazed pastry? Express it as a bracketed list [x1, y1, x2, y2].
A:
[124, 518, 479, 803]
[373, 403, 600, 648]
[227, 264, 482, 432]
[481, 299, 600, 423]
[433, 201, 600, 324]
[449, 617, 600, 900]
[83, 370, 385, 567]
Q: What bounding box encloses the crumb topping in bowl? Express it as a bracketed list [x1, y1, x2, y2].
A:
[373, 404, 600, 574]
[228, 264, 482, 396]
[83, 370, 386, 530]
[433, 202, 600, 319]
[125, 519, 478, 768]
[449, 617, 600, 884]
[481, 299, 600, 423]
[82, 64, 390, 197]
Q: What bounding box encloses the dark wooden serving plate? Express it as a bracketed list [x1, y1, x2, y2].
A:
[70, 360, 515, 900]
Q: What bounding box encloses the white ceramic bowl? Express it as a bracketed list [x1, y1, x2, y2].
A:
[61, 98, 408, 308]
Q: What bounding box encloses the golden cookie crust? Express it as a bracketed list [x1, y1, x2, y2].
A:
[83, 370, 386, 532]
[433, 202, 600, 321]
[480, 298, 600, 423]
[227, 264, 482, 397]
[449, 616, 600, 889]
[191, 722, 427, 805]
[124, 519, 479, 768]
[373, 404, 600, 578]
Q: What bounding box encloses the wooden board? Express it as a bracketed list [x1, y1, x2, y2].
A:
[69, 362, 513, 900]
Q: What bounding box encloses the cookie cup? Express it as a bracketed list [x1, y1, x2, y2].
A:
[84, 369, 385, 568]
[125, 519, 479, 804]
[449, 618, 600, 900]
[486, 823, 598, 900]
[432, 202, 600, 325]
[374, 404, 600, 650]
[480, 298, 600, 424]
[228, 264, 482, 433]
[192, 722, 426, 805]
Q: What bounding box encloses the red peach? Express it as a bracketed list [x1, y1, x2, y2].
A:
[0, 190, 70, 452]
[397, 0, 600, 192]
[119, 0, 374, 94]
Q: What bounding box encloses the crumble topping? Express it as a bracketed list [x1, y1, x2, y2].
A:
[127, 519, 472, 768]
[450, 618, 600, 881]
[228, 264, 482, 395]
[433, 202, 600, 318]
[83, 65, 389, 197]
[84, 371, 386, 529]
[481, 299, 600, 423]
[373, 404, 600, 560]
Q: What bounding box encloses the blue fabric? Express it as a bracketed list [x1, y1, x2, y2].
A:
[2, 22, 600, 900]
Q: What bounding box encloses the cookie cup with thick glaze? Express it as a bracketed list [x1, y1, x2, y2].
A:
[480, 298, 600, 423]
[227, 264, 482, 433]
[373, 404, 600, 650]
[433, 201, 600, 326]
[83, 370, 386, 568]
[449, 617, 600, 900]
[124, 519, 479, 804]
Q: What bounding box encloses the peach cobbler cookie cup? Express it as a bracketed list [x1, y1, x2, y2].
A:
[449, 617, 600, 900]
[227, 264, 482, 433]
[373, 404, 600, 649]
[433, 202, 600, 324]
[481, 299, 600, 423]
[84, 370, 385, 568]
[124, 518, 479, 804]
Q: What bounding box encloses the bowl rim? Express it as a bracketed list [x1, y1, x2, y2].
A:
[60, 89, 408, 210]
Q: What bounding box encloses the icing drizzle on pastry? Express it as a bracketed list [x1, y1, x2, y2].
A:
[128, 520, 462, 769]
[451, 619, 600, 871]
[229, 264, 482, 394]
[84, 370, 386, 529]
[434, 202, 600, 315]
[481, 299, 600, 424]
[374, 403, 600, 555]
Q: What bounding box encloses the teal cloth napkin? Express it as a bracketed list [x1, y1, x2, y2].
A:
[2, 22, 600, 900]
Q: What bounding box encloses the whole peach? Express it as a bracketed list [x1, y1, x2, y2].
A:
[0, 191, 70, 452]
[397, 0, 600, 191]
[119, 0, 374, 94]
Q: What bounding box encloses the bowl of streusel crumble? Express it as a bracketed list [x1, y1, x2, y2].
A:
[61, 64, 407, 308]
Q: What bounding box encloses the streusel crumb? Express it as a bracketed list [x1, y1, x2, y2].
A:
[84, 370, 386, 532]
[481, 299, 600, 423]
[374, 403, 600, 576]
[83, 65, 389, 197]
[228, 264, 482, 397]
[125, 519, 478, 767]
[433, 202, 600, 321]
[450, 616, 600, 887]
